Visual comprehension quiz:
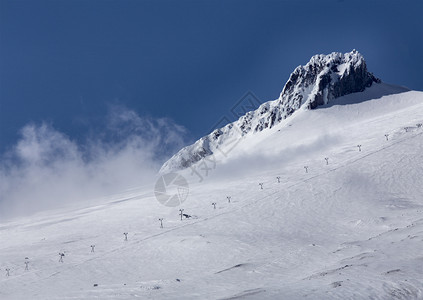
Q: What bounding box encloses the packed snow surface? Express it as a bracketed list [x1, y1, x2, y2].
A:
[1, 84, 423, 299]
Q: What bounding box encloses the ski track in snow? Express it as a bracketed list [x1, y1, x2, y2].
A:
[1, 88, 423, 299]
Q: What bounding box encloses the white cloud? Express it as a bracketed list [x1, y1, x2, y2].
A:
[0, 105, 188, 219]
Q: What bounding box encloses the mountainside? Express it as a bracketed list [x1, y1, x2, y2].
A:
[161, 50, 381, 173]
[1, 86, 423, 299]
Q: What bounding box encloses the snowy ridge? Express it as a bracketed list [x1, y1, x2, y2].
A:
[161, 50, 380, 173]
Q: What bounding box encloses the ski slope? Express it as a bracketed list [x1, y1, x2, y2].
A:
[1, 84, 423, 299]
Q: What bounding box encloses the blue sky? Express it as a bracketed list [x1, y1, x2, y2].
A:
[1, 0, 423, 157]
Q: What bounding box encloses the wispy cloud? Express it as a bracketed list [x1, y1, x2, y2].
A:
[0, 105, 188, 219]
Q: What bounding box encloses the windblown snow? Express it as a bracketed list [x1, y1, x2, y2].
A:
[1, 82, 423, 299]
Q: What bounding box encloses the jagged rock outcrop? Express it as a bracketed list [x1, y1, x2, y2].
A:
[160, 50, 380, 173]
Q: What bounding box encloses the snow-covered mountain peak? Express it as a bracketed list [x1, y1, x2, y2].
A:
[279, 50, 379, 110]
[302, 49, 361, 72]
[160, 50, 381, 173]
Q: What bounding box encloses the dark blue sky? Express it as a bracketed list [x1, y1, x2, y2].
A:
[1, 0, 422, 155]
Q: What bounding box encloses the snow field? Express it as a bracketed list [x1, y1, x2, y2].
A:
[1, 86, 423, 299]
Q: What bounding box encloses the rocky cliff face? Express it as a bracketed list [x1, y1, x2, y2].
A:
[160, 50, 380, 173]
